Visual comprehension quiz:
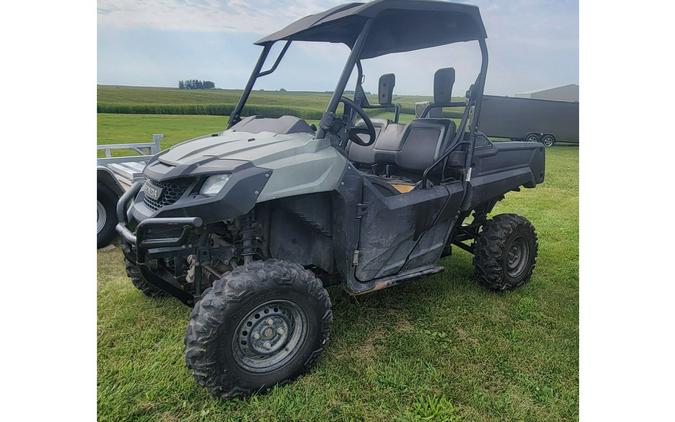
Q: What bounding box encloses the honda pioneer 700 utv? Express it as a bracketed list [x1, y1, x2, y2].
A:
[115, 0, 544, 399]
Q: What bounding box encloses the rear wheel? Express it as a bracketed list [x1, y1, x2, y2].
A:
[473, 214, 538, 291]
[185, 259, 332, 400]
[97, 183, 119, 248]
[540, 134, 556, 147]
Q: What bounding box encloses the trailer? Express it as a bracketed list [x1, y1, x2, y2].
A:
[478, 95, 579, 146]
[96, 135, 162, 248]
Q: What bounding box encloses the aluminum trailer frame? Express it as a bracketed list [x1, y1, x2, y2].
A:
[97, 134, 163, 247]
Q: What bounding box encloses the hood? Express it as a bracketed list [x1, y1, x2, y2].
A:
[160, 130, 317, 167]
[141, 127, 348, 204]
[143, 130, 320, 181]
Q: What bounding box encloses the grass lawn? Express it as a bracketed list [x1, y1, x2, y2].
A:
[97, 114, 229, 156]
[97, 114, 578, 420]
[97, 85, 459, 123]
[97, 85, 437, 113]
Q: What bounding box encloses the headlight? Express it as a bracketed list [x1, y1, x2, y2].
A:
[200, 174, 230, 196]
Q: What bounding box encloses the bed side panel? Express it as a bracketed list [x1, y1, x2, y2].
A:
[466, 142, 545, 209]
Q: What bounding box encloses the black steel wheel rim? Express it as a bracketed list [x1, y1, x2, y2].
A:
[506, 236, 530, 278]
[542, 136, 554, 147]
[232, 299, 307, 373]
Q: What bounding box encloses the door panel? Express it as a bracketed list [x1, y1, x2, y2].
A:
[355, 179, 464, 281]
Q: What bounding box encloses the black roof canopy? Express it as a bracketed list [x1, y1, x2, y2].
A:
[255, 0, 487, 59]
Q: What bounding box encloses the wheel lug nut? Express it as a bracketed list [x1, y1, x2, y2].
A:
[266, 318, 274, 325]
[253, 333, 260, 340]
[264, 341, 272, 349]
[277, 327, 284, 335]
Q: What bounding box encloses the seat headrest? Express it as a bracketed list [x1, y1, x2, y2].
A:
[434, 68, 455, 104]
[378, 73, 395, 105]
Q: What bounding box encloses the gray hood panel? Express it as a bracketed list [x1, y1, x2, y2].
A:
[158, 132, 305, 166]
[148, 129, 347, 202]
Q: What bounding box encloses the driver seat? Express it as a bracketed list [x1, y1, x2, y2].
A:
[347, 118, 393, 168]
[346, 73, 401, 170]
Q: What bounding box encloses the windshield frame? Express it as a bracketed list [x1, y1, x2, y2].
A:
[228, 17, 489, 179]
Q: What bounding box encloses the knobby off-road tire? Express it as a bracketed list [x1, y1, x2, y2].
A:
[97, 183, 119, 248]
[185, 259, 332, 400]
[474, 214, 538, 291]
[125, 258, 169, 297]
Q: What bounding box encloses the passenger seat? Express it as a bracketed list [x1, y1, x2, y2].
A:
[373, 119, 455, 177]
[394, 119, 456, 174]
[374, 67, 458, 178]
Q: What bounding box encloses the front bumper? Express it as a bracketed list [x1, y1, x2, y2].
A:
[116, 182, 203, 261]
[116, 182, 204, 306]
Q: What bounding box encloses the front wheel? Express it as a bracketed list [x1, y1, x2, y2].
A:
[473, 214, 538, 291]
[185, 259, 332, 400]
[525, 132, 541, 143]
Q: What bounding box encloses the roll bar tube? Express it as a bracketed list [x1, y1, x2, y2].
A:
[228, 40, 292, 128]
[420, 101, 467, 119]
[317, 19, 374, 139]
[463, 38, 489, 172]
[420, 38, 489, 186]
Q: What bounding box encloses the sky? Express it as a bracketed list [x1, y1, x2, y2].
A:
[97, 0, 578, 96]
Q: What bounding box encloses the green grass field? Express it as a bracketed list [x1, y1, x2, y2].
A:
[97, 85, 463, 121]
[98, 85, 433, 113]
[97, 110, 578, 420]
[97, 114, 229, 155]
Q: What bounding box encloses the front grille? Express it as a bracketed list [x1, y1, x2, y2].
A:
[143, 179, 192, 210]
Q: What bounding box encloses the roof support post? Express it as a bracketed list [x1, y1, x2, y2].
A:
[463, 38, 489, 171]
[228, 44, 272, 128]
[317, 19, 374, 139]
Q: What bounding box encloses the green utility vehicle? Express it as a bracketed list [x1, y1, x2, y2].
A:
[115, 0, 544, 399]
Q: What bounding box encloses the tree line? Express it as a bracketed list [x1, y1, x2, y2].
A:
[179, 80, 215, 89]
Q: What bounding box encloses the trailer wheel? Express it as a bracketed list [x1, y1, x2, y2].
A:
[525, 133, 540, 143]
[185, 259, 332, 400]
[473, 214, 538, 291]
[540, 134, 556, 147]
[97, 183, 119, 248]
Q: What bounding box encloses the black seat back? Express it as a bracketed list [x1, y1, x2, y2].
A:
[434, 68, 455, 104]
[395, 119, 456, 172]
[378, 74, 395, 105]
[418, 67, 456, 119]
[347, 72, 401, 167]
[383, 68, 457, 174]
[348, 69, 457, 174]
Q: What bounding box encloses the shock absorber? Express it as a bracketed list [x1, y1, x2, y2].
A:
[240, 212, 256, 265]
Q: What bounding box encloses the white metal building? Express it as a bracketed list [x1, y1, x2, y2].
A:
[515, 84, 579, 102]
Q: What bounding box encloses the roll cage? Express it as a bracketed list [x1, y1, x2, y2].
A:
[228, 0, 489, 185]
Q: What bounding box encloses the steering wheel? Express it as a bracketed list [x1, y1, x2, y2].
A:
[338, 96, 376, 146]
